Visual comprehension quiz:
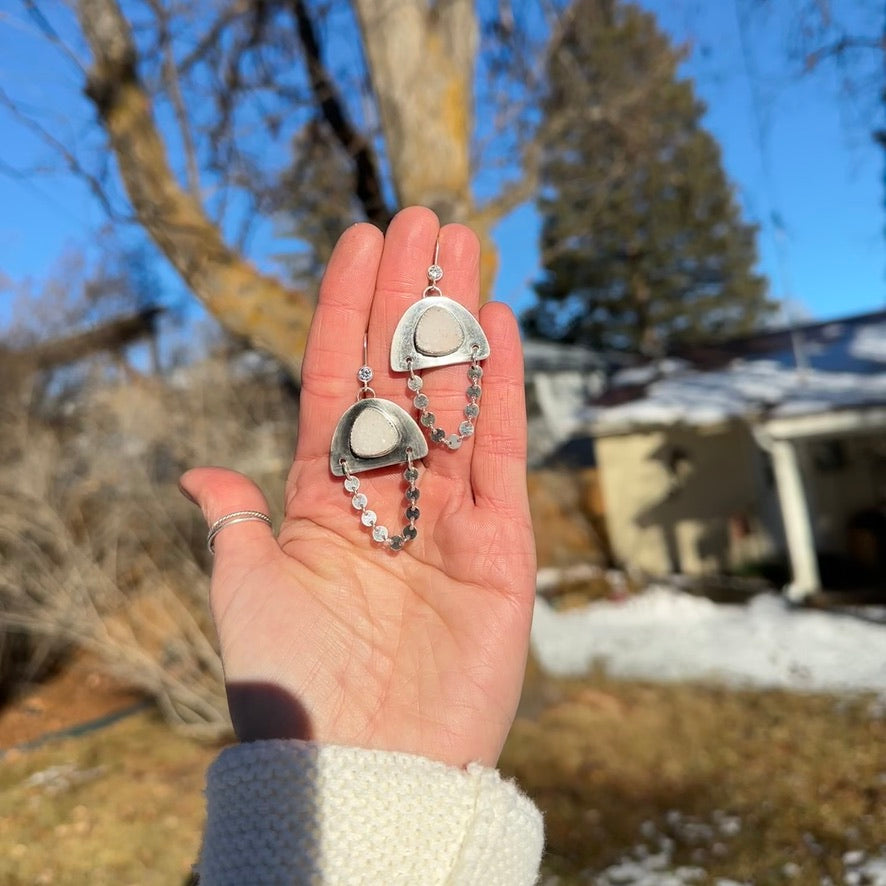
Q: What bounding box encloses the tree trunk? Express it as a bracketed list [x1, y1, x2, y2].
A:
[77, 0, 313, 375]
[353, 0, 499, 298]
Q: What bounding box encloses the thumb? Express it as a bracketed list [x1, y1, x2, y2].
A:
[179, 467, 278, 562]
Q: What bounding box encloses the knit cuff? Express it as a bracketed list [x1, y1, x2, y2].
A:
[198, 739, 543, 885]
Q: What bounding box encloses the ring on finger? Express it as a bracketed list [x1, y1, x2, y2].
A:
[207, 510, 273, 553]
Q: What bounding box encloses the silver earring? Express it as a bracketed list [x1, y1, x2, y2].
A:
[390, 244, 490, 450]
[330, 336, 428, 550]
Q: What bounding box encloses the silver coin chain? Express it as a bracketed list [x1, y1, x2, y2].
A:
[339, 451, 420, 550]
[406, 352, 482, 450]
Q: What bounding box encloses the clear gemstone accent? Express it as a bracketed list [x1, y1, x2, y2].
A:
[464, 403, 480, 418]
[446, 435, 462, 449]
[344, 476, 360, 493]
[407, 376, 423, 391]
[420, 413, 436, 427]
[351, 493, 368, 509]
[357, 365, 373, 383]
[467, 385, 482, 400]
[413, 394, 429, 409]
[361, 509, 377, 526]
[372, 525, 389, 542]
[403, 467, 419, 483]
[427, 264, 443, 282]
[459, 421, 475, 437]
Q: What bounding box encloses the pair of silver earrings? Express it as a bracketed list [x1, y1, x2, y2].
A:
[329, 247, 490, 551]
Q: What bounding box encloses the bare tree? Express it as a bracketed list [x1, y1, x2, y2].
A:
[742, 0, 885, 142]
[5, 0, 562, 373]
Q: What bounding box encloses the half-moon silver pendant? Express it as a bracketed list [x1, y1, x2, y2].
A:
[390, 296, 490, 372]
[330, 398, 428, 476]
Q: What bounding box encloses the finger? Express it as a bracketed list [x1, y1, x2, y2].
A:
[418, 222, 482, 481]
[365, 206, 440, 398]
[180, 467, 278, 569]
[295, 223, 385, 462]
[469, 303, 529, 512]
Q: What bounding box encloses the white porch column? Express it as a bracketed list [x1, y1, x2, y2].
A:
[770, 438, 820, 600]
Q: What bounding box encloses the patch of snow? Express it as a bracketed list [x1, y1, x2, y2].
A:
[536, 562, 604, 593]
[850, 324, 886, 364]
[843, 852, 886, 886]
[531, 587, 886, 694]
[590, 812, 747, 885]
[595, 858, 706, 885]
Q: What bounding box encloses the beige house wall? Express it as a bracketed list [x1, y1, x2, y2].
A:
[597, 423, 780, 577]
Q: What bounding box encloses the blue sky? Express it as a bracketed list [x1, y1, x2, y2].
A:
[1, 0, 883, 326]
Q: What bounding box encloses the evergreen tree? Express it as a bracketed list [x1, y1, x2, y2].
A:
[525, 0, 773, 356]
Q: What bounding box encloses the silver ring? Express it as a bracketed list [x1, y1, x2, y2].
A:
[207, 510, 273, 553]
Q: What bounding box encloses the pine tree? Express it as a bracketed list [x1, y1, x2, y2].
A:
[525, 0, 773, 356]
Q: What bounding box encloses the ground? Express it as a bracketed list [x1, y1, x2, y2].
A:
[2, 652, 885, 884]
[0, 654, 142, 750]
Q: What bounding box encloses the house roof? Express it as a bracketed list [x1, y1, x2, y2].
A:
[522, 338, 607, 374]
[587, 309, 886, 435]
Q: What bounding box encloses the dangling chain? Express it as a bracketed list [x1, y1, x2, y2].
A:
[405, 348, 483, 450]
[339, 450, 420, 550]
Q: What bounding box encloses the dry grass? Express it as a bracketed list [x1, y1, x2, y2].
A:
[2, 668, 883, 884]
[503, 659, 886, 883]
[0, 711, 215, 885]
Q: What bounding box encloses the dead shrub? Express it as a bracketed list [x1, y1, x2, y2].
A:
[0, 355, 297, 739]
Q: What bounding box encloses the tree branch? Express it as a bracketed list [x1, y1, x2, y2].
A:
[23, 308, 163, 370]
[289, 0, 392, 228]
[804, 34, 886, 70]
[145, 0, 202, 202]
[21, 0, 88, 75]
[0, 86, 125, 220]
[76, 0, 313, 374]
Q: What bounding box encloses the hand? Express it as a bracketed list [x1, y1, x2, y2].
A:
[180, 206, 536, 769]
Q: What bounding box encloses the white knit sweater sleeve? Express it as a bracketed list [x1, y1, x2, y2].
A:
[197, 739, 544, 885]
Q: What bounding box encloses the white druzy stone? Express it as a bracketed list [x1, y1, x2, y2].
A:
[349, 407, 399, 458]
[414, 305, 464, 357]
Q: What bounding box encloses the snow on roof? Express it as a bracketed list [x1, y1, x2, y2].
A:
[588, 359, 886, 433]
[609, 357, 689, 387]
[587, 311, 886, 433]
[850, 321, 886, 363]
[531, 586, 886, 695]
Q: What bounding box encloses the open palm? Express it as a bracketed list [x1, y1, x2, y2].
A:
[181, 207, 536, 769]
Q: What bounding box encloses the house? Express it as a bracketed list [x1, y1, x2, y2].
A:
[585, 310, 886, 599]
[522, 338, 607, 466]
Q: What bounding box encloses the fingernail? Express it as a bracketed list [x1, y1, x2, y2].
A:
[178, 481, 197, 505]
